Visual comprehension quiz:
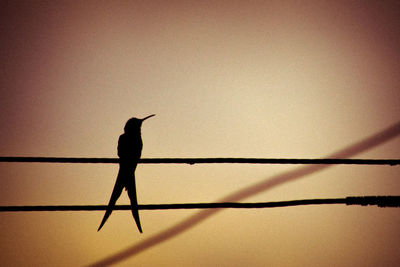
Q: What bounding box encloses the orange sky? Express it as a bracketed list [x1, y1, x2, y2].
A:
[0, 1, 399, 266]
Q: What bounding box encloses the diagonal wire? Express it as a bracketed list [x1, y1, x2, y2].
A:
[1, 196, 399, 212]
[89, 121, 400, 267]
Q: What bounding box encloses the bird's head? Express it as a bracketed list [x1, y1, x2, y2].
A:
[124, 114, 155, 133]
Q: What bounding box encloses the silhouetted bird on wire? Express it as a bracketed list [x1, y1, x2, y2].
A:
[97, 114, 155, 233]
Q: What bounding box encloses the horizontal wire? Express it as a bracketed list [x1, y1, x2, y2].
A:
[0, 157, 399, 165]
[1, 196, 399, 212]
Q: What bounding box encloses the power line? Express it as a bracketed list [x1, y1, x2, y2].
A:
[0, 196, 399, 212]
[0, 157, 399, 165]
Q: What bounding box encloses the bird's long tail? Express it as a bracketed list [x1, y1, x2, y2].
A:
[127, 178, 143, 233]
[97, 175, 124, 231]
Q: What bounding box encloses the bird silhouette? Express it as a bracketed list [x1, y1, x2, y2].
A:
[97, 114, 155, 233]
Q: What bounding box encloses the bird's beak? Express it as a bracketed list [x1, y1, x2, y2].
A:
[141, 114, 155, 121]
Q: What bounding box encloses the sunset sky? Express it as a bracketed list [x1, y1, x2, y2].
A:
[0, 1, 399, 266]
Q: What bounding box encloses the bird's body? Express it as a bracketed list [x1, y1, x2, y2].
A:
[97, 115, 155, 233]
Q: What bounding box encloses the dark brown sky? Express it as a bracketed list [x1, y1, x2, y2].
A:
[0, 1, 399, 266]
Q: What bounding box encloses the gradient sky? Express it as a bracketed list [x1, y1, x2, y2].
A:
[0, 1, 399, 266]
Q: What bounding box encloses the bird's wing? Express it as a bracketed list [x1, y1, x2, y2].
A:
[97, 175, 124, 231]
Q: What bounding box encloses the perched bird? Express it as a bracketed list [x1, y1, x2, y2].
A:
[97, 114, 155, 233]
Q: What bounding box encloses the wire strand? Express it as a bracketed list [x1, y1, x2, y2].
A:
[0, 157, 399, 165]
[0, 196, 399, 212]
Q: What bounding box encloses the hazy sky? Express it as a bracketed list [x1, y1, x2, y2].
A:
[0, 1, 399, 266]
